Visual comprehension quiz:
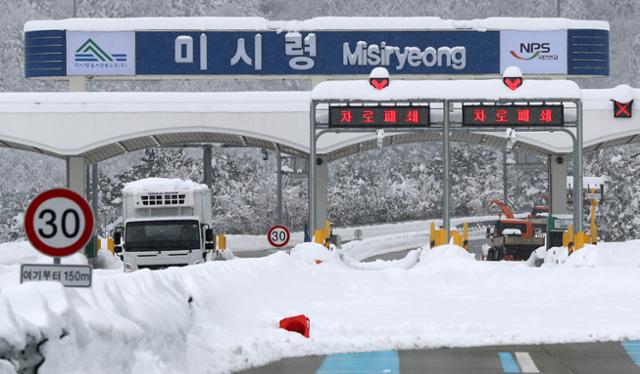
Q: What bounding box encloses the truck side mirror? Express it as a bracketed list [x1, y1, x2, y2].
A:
[205, 228, 214, 242]
[113, 231, 122, 245]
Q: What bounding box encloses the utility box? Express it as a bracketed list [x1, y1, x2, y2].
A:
[547, 214, 573, 248]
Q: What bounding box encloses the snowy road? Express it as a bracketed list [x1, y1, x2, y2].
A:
[239, 341, 640, 374]
[2, 240, 640, 373]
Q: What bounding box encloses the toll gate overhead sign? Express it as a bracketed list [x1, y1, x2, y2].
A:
[329, 106, 430, 128]
[462, 105, 564, 127]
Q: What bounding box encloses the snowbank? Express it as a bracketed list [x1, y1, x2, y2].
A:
[541, 241, 640, 267]
[1, 240, 640, 373]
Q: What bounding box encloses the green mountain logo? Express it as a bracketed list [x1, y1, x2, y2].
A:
[74, 39, 127, 62]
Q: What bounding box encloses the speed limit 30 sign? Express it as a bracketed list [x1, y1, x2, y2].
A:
[24, 188, 94, 257]
[267, 225, 290, 248]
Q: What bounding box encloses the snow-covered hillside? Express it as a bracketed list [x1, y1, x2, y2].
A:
[1, 240, 640, 373]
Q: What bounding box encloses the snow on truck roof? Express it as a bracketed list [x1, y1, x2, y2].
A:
[311, 79, 582, 101]
[24, 16, 609, 32]
[123, 178, 208, 194]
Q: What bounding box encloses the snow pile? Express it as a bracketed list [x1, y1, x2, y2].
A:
[0, 241, 88, 287]
[563, 245, 617, 267]
[542, 241, 640, 267]
[1, 240, 640, 373]
[417, 243, 476, 266]
[122, 178, 208, 193]
[289, 242, 341, 266]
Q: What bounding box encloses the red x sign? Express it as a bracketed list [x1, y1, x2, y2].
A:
[613, 100, 633, 118]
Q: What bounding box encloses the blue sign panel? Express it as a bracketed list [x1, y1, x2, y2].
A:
[567, 29, 609, 76]
[23, 28, 609, 78]
[135, 31, 499, 76]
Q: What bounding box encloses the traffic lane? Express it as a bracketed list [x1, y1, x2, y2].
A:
[232, 237, 487, 261]
[238, 342, 640, 374]
[230, 248, 290, 259]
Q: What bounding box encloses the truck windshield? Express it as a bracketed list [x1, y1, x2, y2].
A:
[125, 220, 200, 251]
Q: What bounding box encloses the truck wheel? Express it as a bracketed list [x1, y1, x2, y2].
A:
[497, 247, 505, 261]
[487, 248, 496, 261]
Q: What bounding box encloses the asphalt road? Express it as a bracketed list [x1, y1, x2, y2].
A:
[232, 237, 487, 262]
[363, 237, 486, 262]
[238, 341, 640, 374]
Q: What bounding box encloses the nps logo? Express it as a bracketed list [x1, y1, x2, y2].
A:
[509, 42, 557, 61]
[74, 39, 128, 62]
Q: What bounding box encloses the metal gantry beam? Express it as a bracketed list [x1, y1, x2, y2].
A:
[309, 98, 583, 238]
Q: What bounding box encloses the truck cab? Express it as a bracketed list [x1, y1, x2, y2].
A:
[114, 178, 215, 270]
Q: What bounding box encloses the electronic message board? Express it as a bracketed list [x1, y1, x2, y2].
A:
[462, 105, 564, 127]
[329, 106, 430, 128]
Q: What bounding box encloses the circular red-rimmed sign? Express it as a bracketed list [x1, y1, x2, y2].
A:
[267, 225, 290, 248]
[24, 188, 94, 257]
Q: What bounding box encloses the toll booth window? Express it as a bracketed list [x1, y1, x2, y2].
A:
[125, 220, 200, 251]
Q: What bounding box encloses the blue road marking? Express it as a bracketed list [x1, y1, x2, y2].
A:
[622, 341, 640, 366]
[317, 350, 399, 374]
[498, 352, 521, 373]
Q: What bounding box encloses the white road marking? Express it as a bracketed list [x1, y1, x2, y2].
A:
[515, 352, 540, 373]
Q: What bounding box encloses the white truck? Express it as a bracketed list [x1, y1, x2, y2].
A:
[113, 178, 215, 270]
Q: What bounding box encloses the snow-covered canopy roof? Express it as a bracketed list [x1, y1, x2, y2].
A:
[0, 84, 638, 163]
[311, 78, 582, 101]
[24, 17, 609, 32]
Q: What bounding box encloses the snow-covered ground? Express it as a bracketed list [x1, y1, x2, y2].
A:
[1, 238, 640, 373]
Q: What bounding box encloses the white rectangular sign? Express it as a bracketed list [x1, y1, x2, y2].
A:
[66, 31, 135, 76]
[20, 264, 92, 287]
[500, 30, 567, 75]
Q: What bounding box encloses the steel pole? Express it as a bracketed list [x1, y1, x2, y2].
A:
[443, 100, 450, 241]
[91, 162, 99, 233]
[276, 150, 283, 225]
[503, 151, 508, 204]
[309, 103, 316, 234]
[575, 101, 584, 232]
[203, 145, 212, 189]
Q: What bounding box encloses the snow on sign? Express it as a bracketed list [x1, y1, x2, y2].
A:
[267, 225, 290, 248]
[24, 188, 94, 257]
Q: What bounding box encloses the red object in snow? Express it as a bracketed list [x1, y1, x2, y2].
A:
[279, 315, 310, 338]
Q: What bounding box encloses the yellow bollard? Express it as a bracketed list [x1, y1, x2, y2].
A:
[450, 231, 462, 247]
[564, 225, 574, 253]
[575, 231, 585, 251]
[107, 237, 115, 253]
[217, 234, 226, 251]
[314, 229, 325, 245]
